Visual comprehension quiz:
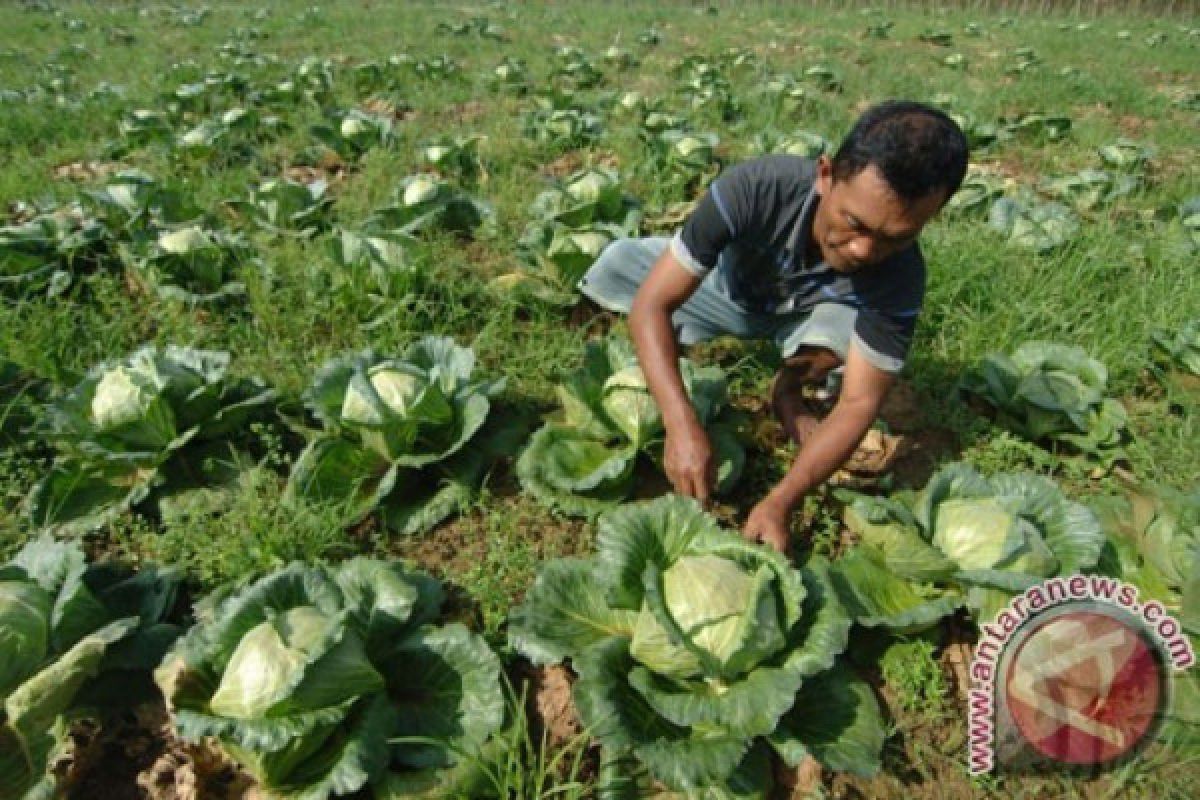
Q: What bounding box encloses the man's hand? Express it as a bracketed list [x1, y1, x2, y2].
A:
[664, 422, 714, 504]
[743, 495, 791, 553]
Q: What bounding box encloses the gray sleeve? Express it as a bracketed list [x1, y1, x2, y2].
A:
[675, 161, 763, 276]
[852, 309, 920, 373]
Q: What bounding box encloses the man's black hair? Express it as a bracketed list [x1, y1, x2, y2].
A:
[831, 100, 969, 202]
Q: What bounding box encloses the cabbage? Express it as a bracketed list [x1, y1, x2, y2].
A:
[509, 496, 882, 793]
[288, 338, 517, 535]
[29, 346, 275, 535]
[340, 366, 426, 425]
[210, 606, 383, 719]
[340, 115, 371, 138]
[158, 559, 503, 797]
[932, 497, 1026, 570]
[0, 536, 181, 797]
[518, 336, 744, 518]
[156, 225, 213, 254]
[601, 365, 662, 447]
[833, 463, 1105, 630]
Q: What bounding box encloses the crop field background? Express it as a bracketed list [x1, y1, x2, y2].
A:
[0, 0, 1197, 798]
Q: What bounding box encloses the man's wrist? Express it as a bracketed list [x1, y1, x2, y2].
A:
[762, 488, 798, 516]
[663, 405, 703, 436]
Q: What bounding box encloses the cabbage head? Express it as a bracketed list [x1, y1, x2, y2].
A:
[156, 558, 503, 799]
[601, 364, 663, 447]
[287, 337, 521, 535]
[509, 496, 883, 794]
[518, 336, 744, 518]
[831, 462, 1106, 630]
[27, 345, 275, 535]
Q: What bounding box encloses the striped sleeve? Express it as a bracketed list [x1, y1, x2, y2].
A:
[674, 180, 735, 277]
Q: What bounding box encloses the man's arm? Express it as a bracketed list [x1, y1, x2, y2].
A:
[744, 342, 896, 551]
[628, 248, 715, 502]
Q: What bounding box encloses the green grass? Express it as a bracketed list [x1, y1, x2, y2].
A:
[1, 0, 1197, 795]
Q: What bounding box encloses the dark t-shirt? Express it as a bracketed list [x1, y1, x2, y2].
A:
[671, 155, 925, 372]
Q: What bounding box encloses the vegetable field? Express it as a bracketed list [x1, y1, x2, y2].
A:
[1, 0, 1197, 797]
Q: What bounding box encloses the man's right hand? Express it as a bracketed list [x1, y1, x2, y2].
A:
[663, 421, 715, 504]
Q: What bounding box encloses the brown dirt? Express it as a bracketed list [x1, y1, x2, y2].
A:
[283, 162, 347, 187]
[884, 427, 960, 491]
[775, 754, 823, 798]
[57, 704, 256, 800]
[737, 379, 959, 492]
[513, 662, 584, 753]
[360, 96, 418, 122]
[539, 149, 621, 179]
[53, 160, 127, 182]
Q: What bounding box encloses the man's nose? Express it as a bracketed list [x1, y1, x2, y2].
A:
[847, 235, 877, 263]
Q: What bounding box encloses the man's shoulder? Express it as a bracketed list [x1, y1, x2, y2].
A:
[720, 154, 816, 191]
[858, 241, 926, 312]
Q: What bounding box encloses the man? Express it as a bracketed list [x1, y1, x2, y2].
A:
[577, 100, 968, 553]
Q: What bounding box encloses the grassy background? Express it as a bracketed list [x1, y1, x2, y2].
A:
[0, 1, 1197, 795]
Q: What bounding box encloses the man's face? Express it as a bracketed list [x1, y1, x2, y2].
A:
[811, 155, 947, 273]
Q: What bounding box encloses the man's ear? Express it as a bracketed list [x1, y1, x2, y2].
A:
[815, 154, 833, 195]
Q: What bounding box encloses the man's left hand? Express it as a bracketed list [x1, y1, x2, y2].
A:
[743, 496, 792, 553]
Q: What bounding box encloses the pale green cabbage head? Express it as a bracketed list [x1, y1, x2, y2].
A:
[566, 170, 614, 205]
[90, 366, 153, 430]
[932, 497, 1057, 576]
[629, 554, 774, 680]
[340, 115, 372, 139]
[340, 366, 426, 425]
[157, 225, 212, 254]
[403, 176, 442, 207]
[602, 365, 662, 446]
[209, 605, 382, 719]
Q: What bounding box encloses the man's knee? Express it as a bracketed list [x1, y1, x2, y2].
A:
[781, 346, 843, 385]
[770, 347, 843, 417]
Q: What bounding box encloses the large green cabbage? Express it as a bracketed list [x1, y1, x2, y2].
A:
[503, 167, 641, 303]
[361, 176, 492, 238]
[959, 341, 1128, 463]
[26, 345, 276, 535]
[517, 336, 744, 518]
[286, 337, 524, 535]
[509, 496, 884, 796]
[126, 224, 259, 306]
[831, 463, 1107, 631]
[0, 536, 181, 799]
[156, 559, 503, 799]
[1093, 483, 1199, 752]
